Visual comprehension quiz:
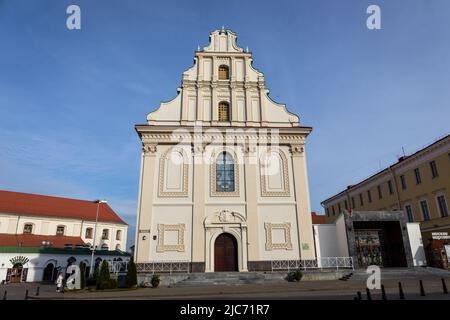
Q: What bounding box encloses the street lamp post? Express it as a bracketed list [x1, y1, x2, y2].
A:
[89, 199, 107, 277]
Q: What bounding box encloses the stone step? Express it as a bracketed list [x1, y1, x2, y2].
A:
[171, 272, 285, 287]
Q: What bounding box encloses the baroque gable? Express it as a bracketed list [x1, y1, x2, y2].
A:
[146, 29, 300, 127]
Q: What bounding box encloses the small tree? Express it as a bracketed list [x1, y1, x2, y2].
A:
[79, 262, 86, 289]
[97, 260, 111, 290]
[125, 258, 137, 288]
[151, 274, 160, 288]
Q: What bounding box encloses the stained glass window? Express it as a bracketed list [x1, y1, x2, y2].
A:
[216, 152, 235, 192]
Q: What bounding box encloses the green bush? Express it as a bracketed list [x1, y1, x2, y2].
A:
[286, 272, 296, 282]
[96, 260, 112, 290]
[151, 274, 160, 288]
[293, 269, 303, 281]
[79, 262, 87, 289]
[125, 258, 137, 288]
[286, 269, 303, 282]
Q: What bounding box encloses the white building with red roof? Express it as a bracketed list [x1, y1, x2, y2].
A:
[0, 190, 128, 251]
[0, 190, 129, 283]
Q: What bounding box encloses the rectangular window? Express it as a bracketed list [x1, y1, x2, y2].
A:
[351, 197, 355, 209]
[359, 193, 364, 206]
[85, 228, 93, 239]
[326, 208, 330, 217]
[377, 185, 382, 199]
[332, 206, 336, 216]
[400, 175, 407, 190]
[430, 161, 439, 178]
[218, 102, 230, 122]
[405, 205, 414, 222]
[420, 200, 430, 221]
[56, 226, 65, 236]
[23, 224, 33, 234]
[344, 200, 348, 210]
[437, 195, 449, 218]
[388, 180, 394, 195]
[338, 203, 341, 213]
[102, 229, 109, 240]
[367, 190, 372, 203]
[414, 168, 422, 184]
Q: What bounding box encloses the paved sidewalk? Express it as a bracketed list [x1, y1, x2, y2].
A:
[2, 270, 449, 300]
[13, 276, 448, 300]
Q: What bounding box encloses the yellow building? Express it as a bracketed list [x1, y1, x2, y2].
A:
[321, 134, 450, 262]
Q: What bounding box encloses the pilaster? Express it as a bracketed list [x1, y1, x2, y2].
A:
[290, 144, 316, 260]
[135, 144, 158, 262]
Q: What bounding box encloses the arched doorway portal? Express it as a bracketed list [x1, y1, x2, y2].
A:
[42, 263, 57, 282]
[214, 233, 238, 272]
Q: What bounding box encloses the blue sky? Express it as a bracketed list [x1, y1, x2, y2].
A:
[1, 0, 449, 249]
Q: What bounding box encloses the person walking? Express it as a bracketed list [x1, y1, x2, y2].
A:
[55, 272, 64, 293]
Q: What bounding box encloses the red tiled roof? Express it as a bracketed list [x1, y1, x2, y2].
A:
[311, 212, 327, 224]
[0, 233, 86, 248]
[0, 190, 126, 225]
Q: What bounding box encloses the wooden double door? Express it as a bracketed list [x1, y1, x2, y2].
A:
[214, 233, 238, 272]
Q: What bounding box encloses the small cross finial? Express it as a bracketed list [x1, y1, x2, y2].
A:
[222, 25, 225, 31]
[197, 44, 200, 51]
[246, 46, 249, 52]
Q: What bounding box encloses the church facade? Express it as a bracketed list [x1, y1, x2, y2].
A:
[134, 29, 315, 272]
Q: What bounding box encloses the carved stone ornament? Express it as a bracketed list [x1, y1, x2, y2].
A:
[143, 144, 157, 154]
[289, 145, 304, 155]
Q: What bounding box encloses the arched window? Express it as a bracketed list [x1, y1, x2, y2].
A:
[218, 102, 230, 122]
[23, 223, 33, 234]
[94, 257, 102, 269]
[116, 230, 122, 240]
[218, 65, 229, 80]
[115, 244, 121, 251]
[101, 244, 109, 250]
[56, 225, 65, 236]
[102, 229, 109, 240]
[85, 227, 93, 239]
[216, 152, 235, 192]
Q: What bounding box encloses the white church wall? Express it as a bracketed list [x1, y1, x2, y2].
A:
[147, 92, 182, 124]
[257, 146, 295, 202]
[257, 205, 300, 261]
[149, 205, 192, 262]
[136, 29, 316, 267]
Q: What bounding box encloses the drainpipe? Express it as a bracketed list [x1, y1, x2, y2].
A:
[80, 220, 84, 238]
[14, 215, 21, 234]
[389, 166, 402, 210]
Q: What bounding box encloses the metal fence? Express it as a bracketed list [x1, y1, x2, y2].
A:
[109, 261, 129, 274]
[136, 261, 190, 274]
[271, 257, 354, 271]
